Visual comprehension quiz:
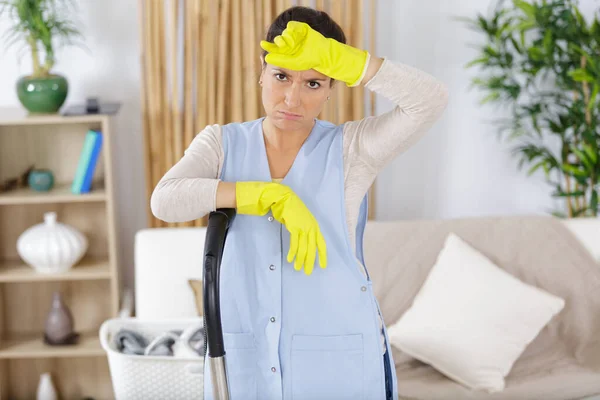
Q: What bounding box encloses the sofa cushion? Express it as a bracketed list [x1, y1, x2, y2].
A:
[394, 343, 600, 400]
[386, 232, 565, 393]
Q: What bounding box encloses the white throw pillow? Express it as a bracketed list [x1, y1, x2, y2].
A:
[387, 232, 565, 393]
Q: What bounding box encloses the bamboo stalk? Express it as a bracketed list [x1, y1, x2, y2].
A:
[171, 0, 183, 163]
[208, 1, 218, 125]
[352, 0, 364, 121]
[319, 0, 332, 122]
[256, 0, 264, 117]
[138, 0, 154, 226]
[581, 56, 592, 213]
[160, 1, 173, 183]
[368, 0, 376, 219]
[232, 0, 243, 122]
[263, 0, 272, 36]
[276, 0, 286, 14]
[243, 0, 258, 120]
[194, 0, 207, 135]
[159, 0, 174, 228]
[331, 0, 343, 123]
[370, 0, 376, 117]
[183, 1, 194, 146]
[200, 0, 210, 129]
[217, 0, 231, 124]
[150, 1, 165, 227]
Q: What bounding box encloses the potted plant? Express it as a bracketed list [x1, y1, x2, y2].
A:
[0, 0, 83, 114]
[462, 0, 600, 217]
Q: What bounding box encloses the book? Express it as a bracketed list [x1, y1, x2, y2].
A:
[80, 132, 103, 193]
[71, 130, 102, 194]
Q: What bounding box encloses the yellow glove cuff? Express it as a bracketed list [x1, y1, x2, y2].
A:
[324, 39, 370, 87]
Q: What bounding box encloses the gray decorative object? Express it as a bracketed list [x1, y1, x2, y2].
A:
[44, 292, 79, 345]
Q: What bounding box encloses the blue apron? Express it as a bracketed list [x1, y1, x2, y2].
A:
[203, 117, 398, 400]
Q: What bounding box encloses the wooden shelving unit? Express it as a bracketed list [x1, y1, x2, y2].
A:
[0, 107, 120, 399]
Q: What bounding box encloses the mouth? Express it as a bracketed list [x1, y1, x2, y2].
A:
[278, 111, 302, 120]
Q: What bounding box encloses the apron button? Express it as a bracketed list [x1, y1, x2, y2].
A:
[270, 317, 276, 322]
[271, 367, 277, 372]
[361, 286, 367, 292]
[269, 264, 275, 271]
[268, 216, 274, 222]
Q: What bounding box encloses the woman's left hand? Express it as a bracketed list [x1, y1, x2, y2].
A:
[260, 21, 370, 87]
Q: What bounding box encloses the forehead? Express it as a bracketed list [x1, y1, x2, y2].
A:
[267, 64, 329, 80]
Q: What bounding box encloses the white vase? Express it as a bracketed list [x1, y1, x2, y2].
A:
[17, 212, 88, 274]
[36, 372, 58, 400]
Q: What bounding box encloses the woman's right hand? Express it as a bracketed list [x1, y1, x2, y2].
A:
[235, 181, 327, 275]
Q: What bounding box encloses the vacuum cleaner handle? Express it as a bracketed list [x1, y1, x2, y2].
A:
[203, 208, 236, 400]
[203, 208, 236, 357]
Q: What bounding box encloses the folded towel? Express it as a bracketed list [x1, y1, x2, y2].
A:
[113, 324, 205, 358]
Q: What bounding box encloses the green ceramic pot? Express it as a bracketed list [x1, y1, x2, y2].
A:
[16, 74, 68, 114]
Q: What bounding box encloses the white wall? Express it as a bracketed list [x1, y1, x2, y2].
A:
[0, 1, 596, 292]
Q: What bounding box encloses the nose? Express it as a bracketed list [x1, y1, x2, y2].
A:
[284, 83, 301, 108]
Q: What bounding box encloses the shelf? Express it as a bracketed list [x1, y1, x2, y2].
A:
[0, 183, 106, 205]
[0, 259, 111, 282]
[0, 107, 108, 127]
[0, 331, 104, 359]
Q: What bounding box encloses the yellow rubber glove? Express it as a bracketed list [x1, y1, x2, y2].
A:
[236, 181, 327, 275]
[260, 21, 369, 87]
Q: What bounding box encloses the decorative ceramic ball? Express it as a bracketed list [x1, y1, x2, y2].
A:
[28, 169, 54, 192]
[17, 212, 88, 274]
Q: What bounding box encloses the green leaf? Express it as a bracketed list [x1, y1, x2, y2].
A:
[572, 207, 590, 218]
[562, 163, 588, 177]
[570, 146, 593, 171]
[552, 190, 586, 197]
[568, 44, 597, 72]
[527, 160, 546, 176]
[543, 30, 553, 54]
[568, 68, 595, 82]
[583, 143, 598, 164]
[465, 57, 490, 68]
[528, 47, 544, 61]
[480, 92, 501, 104]
[514, 0, 536, 20]
[516, 20, 536, 32]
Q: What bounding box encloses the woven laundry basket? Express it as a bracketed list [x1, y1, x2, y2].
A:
[100, 317, 205, 400]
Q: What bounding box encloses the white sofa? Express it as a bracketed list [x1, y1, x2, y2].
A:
[134, 216, 600, 399]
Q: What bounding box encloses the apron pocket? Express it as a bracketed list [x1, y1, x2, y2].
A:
[223, 332, 258, 400]
[291, 334, 364, 400]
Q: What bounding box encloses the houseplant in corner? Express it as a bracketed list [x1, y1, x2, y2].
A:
[0, 0, 83, 113]
[462, 0, 600, 217]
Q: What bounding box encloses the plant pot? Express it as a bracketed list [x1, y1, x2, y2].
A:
[16, 74, 68, 114]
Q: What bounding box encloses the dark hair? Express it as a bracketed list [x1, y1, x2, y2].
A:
[262, 6, 346, 85]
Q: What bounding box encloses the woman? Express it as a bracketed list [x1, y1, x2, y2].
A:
[151, 6, 448, 400]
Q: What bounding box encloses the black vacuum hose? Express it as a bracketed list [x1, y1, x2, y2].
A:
[202, 208, 236, 360]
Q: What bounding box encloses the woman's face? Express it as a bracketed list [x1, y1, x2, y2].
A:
[260, 59, 333, 132]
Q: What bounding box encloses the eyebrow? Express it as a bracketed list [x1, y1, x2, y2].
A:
[271, 68, 329, 81]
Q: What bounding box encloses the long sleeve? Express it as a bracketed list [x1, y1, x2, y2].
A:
[150, 124, 224, 222]
[344, 58, 449, 173]
[342, 59, 449, 249]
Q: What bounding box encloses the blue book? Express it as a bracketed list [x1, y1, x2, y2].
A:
[71, 131, 98, 194]
[80, 132, 103, 193]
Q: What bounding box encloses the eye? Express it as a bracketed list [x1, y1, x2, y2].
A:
[274, 73, 287, 81]
[308, 81, 321, 89]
